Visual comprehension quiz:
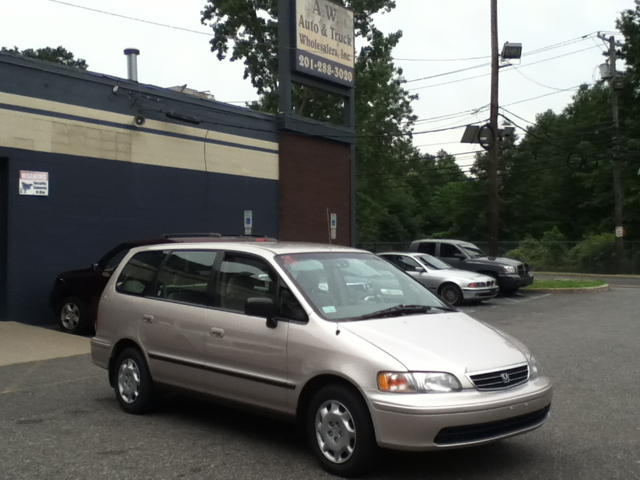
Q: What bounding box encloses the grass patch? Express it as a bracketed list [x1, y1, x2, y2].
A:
[525, 279, 606, 289]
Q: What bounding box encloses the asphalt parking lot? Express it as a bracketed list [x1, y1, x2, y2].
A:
[1, 287, 639, 480]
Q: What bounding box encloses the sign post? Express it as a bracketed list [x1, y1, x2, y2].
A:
[244, 210, 253, 235]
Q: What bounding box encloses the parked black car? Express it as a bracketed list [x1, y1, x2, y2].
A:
[408, 239, 533, 294]
[49, 234, 276, 334]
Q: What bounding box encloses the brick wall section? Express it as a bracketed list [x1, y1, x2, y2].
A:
[279, 133, 351, 245]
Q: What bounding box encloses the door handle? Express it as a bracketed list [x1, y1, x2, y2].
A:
[209, 327, 225, 338]
[142, 314, 154, 323]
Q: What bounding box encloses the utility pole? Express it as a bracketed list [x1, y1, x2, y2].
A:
[599, 33, 624, 273]
[488, 0, 500, 258]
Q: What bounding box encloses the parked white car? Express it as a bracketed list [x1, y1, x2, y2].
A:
[378, 252, 499, 305]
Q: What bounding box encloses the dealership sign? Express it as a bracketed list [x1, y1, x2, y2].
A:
[19, 170, 49, 196]
[295, 0, 355, 87]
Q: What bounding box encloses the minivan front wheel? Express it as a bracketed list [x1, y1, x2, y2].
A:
[306, 384, 377, 477]
[114, 348, 154, 414]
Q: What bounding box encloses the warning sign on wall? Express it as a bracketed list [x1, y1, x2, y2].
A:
[19, 171, 49, 196]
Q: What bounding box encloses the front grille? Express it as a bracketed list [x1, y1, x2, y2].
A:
[469, 364, 529, 391]
[434, 405, 550, 446]
[517, 263, 530, 276]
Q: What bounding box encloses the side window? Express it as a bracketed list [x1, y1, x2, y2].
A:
[278, 285, 307, 322]
[440, 243, 462, 258]
[154, 251, 217, 306]
[417, 242, 436, 255]
[397, 256, 421, 272]
[116, 250, 166, 296]
[219, 254, 276, 313]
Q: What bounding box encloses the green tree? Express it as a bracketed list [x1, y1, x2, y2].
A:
[2, 46, 88, 70]
[201, 0, 429, 243]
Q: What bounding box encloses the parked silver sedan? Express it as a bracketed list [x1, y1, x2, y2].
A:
[378, 252, 498, 305]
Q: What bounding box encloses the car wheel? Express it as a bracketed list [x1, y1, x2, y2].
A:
[439, 283, 463, 306]
[58, 296, 91, 335]
[306, 384, 377, 478]
[502, 287, 519, 296]
[114, 348, 155, 414]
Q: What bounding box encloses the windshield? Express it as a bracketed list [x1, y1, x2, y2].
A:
[459, 243, 485, 258]
[276, 252, 448, 321]
[417, 254, 452, 270]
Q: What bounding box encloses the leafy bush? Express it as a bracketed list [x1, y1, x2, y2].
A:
[569, 233, 616, 273]
[506, 227, 569, 271]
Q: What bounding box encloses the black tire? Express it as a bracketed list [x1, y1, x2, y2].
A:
[501, 287, 519, 296]
[439, 283, 463, 306]
[58, 296, 91, 335]
[113, 348, 155, 414]
[306, 384, 377, 478]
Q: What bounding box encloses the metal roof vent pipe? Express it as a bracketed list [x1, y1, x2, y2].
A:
[124, 48, 140, 82]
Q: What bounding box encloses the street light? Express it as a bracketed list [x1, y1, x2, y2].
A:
[501, 42, 522, 61]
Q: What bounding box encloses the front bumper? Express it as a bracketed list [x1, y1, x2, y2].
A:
[499, 273, 534, 290]
[462, 286, 499, 301]
[367, 376, 552, 450]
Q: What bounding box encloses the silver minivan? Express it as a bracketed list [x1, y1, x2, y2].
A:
[91, 241, 553, 477]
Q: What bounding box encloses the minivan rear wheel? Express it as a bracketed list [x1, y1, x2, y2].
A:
[306, 384, 377, 477]
[114, 348, 155, 414]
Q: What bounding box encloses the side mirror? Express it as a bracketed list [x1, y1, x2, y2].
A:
[415, 266, 425, 273]
[245, 297, 277, 328]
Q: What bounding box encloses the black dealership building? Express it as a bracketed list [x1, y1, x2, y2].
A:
[0, 53, 354, 325]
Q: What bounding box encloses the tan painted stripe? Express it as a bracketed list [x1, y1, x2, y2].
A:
[0, 106, 279, 180]
[0, 91, 278, 151]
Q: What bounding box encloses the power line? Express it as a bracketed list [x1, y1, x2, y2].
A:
[508, 65, 573, 92]
[407, 46, 600, 92]
[405, 34, 596, 86]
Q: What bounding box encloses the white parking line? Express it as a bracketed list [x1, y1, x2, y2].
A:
[459, 293, 551, 312]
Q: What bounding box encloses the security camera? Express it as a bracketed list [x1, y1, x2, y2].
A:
[133, 114, 146, 126]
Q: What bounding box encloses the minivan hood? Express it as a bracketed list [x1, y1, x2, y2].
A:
[342, 312, 526, 373]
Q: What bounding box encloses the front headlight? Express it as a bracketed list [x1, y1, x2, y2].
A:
[378, 372, 462, 393]
[503, 266, 516, 274]
[527, 354, 540, 379]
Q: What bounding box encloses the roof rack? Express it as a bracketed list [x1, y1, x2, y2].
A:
[162, 233, 222, 238]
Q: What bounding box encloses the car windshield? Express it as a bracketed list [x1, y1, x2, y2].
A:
[276, 252, 448, 321]
[459, 243, 485, 258]
[417, 254, 452, 270]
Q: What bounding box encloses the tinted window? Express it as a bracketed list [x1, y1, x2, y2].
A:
[417, 242, 436, 255]
[154, 251, 217, 306]
[116, 250, 166, 296]
[218, 254, 276, 313]
[440, 244, 462, 258]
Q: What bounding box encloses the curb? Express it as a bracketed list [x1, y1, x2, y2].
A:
[524, 284, 610, 294]
[536, 271, 640, 279]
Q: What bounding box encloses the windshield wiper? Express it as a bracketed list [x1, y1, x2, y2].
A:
[354, 304, 432, 320]
[430, 305, 458, 313]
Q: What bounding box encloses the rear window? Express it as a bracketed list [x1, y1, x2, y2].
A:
[116, 250, 166, 296]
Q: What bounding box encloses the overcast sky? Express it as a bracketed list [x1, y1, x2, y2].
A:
[0, 0, 630, 169]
